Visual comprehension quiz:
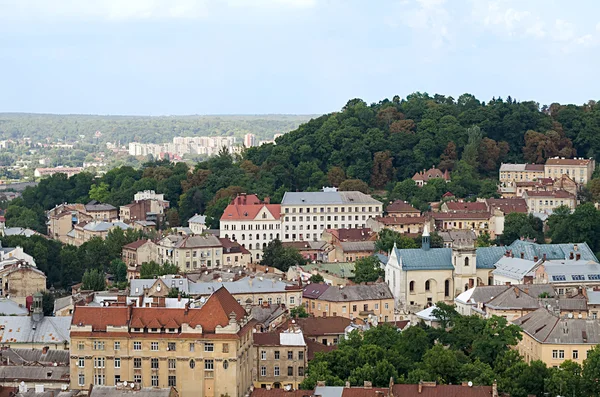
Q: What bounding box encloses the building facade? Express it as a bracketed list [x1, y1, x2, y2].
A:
[545, 157, 595, 184]
[523, 189, 576, 214]
[253, 330, 307, 389]
[156, 234, 224, 271]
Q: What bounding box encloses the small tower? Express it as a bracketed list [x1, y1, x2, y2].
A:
[32, 291, 44, 322]
[422, 223, 430, 251]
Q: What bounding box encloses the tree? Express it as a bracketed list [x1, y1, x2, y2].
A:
[461, 126, 482, 169]
[353, 256, 384, 283]
[82, 269, 106, 291]
[166, 208, 181, 227]
[419, 344, 462, 384]
[88, 182, 110, 203]
[476, 232, 493, 247]
[499, 212, 544, 245]
[139, 261, 179, 278]
[370, 151, 394, 188]
[327, 167, 346, 187]
[109, 259, 127, 283]
[438, 142, 457, 171]
[42, 292, 55, 317]
[546, 361, 584, 397]
[583, 345, 600, 396]
[338, 179, 369, 193]
[167, 288, 190, 298]
[290, 306, 309, 319]
[431, 302, 459, 329]
[261, 239, 306, 272]
[309, 274, 324, 283]
[547, 203, 600, 252]
[375, 229, 418, 253]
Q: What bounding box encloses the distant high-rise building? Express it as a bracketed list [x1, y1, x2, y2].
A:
[244, 133, 257, 148]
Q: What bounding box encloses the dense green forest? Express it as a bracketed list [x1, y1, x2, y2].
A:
[300, 304, 600, 397]
[0, 114, 314, 144]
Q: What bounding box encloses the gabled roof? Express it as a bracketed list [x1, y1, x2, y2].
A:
[546, 157, 593, 166]
[289, 316, 353, 336]
[513, 308, 600, 344]
[339, 241, 375, 252]
[523, 189, 575, 199]
[392, 384, 493, 397]
[188, 214, 206, 224]
[485, 286, 540, 310]
[303, 283, 330, 299]
[0, 316, 71, 344]
[327, 228, 375, 242]
[316, 283, 393, 302]
[123, 239, 152, 250]
[486, 198, 528, 214]
[221, 194, 281, 221]
[374, 216, 425, 225]
[443, 201, 488, 212]
[386, 200, 420, 214]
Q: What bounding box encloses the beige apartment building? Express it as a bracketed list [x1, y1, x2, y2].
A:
[156, 234, 224, 271]
[303, 283, 394, 322]
[69, 287, 255, 397]
[545, 157, 595, 184]
[0, 264, 46, 305]
[499, 163, 545, 183]
[513, 308, 600, 367]
[67, 220, 132, 246]
[523, 189, 576, 214]
[47, 203, 92, 242]
[253, 330, 307, 389]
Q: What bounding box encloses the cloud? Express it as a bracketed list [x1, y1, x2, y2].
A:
[0, 0, 316, 21]
[393, 0, 452, 49]
[553, 19, 576, 42]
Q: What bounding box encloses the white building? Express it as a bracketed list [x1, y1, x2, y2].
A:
[134, 190, 165, 202]
[188, 214, 207, 234]
[280, 188, 382, 242]
[220, 194, 281, 261]
[244, 133, 257, 148]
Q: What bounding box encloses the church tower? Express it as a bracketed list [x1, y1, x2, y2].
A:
[422, 223, 430, 250]
[452, 233, 478, 294]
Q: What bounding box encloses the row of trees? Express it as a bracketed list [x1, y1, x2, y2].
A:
[300, 304, 600, 397]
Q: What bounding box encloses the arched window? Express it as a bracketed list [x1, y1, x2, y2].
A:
[263, 234, 266, 240]
[241, 234, 245, 240]
[464, 257, 469, 267]
[425, 280, 430, 291]
[248, 244, 253, 250]
[444, 280, 450, 297]
[256, 234, 259, 240]
[189, 359, 195, 369]
[409, 281, 415, 292]
[263, 243, 267, 249]
[224, 234, 229, 239]
[270, 233, 273, 240]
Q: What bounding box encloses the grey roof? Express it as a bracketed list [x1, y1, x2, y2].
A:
[509, 240, 598, 262]
[251, 305, 287, 328]
[438, 230, 477, 243]
[492, 256, 537, 280]
[375, 253, 388, 265]
[514, 308, 600, 344]
[317, 282, 393, 302]
[486, 287, 541, 310]
[188, 214, 206, 224]
[314, 386, 344, 397]
[84, 221, 131, 232]
[303, 283, 330, 299]
[174, 234, 222, 248]
[393, 246, 454, 271]
[0, 365, 70, 382]
[587, 289, 600, 305]
[339, 241, 375, 252]
[543, 260, 600, 283]
[0, 347, 70, 365]
[3, 227, 39, 237]
[0, 316, 71, 344]
[90, 387, 174, 397]
[53, 295, 74, 313]
[540, 297, 588, 312]
[17, 390, 79, 397]
[281, 191, 381, 206]
[469, 285, 514, 304]
[134, 220, 156, 227]
[499, 163, 527, 172]
[85, 202, 117, 212]
[0, 298, 29, 315]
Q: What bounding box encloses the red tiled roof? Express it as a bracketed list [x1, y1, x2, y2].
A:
[523, 189, 575, 199]
[342, 388, 389, 397]
[386, 200, 420, 214]
[72, 286, 247, 334]
[250, 390, 309, 397]
[375, 216, 425, 225]
[391, 384, 493, 397]
[430, 212, 491, 220]
[327, 228, 375, 242]
[443, 201, 488, 212]
[123, 239, 151, 250]
[287, 316, 352, 336]
[253, 332, 281, 346]
[486, 198, 528, 214]
[546, 158, 593, 166]
[305, 337, 336, 360]
[388, 320, 410, 330]
[525, 164, 545, 171]
[412, 167, 449, 182]
[220, 194, 281, 221]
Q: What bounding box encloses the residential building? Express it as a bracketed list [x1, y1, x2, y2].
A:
[545, 157, 595, 184]
[328, 241, 376, 263]
[122, 240, 158, 280]
[156, 234, 224, 271]
[85, 201, 119, 221]
[220, 194, 281, 262]
[513, 308, 600, 367]
[281, 241, 329, 262]
[46, 203, 91, 242]
[437, 230, 477, 248]
[188, 214, 207, 234]
[428, 210, 504, 238]
[69, 287, 254, 397]
[499, 163, 545, 183]
[523, 189, 576, 214]
[411, 167, 450, 187]
[251, 304, 288, 332]
[219, 238, 252, 267]
[120, 191, 169, 224]
[130, 276, 303, 308]
[253, 330, 307, 389]
[280, 316, 353, 346]
[281, 188, 382, 242]
[90, 385, 178, 397]
[302, 282, 394, 321]
[68, 220, 132, 246]
[0, 244, 37, 267]
[34, 167, 83, 178]
[454, 284, 554, 316]
[287, 262, 355, 286]
[367, 216, 425, 235]
[533, 256, 600, 296]
[244, 133, 257, 148]
[0, 263, 46, 305]
[385, 200, 421, 217]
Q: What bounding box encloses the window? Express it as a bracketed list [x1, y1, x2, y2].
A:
[274, 366, 280, 376]
[133, 341, 141, 351]
[114, 375, 121, 384]
[298, 351, 304, 360]
[573, 350, 579, 359]
[168, 359, 176, 369]
[384, 303, 389, 309]
[298, 367, 304, 376]
[134, 358, 142, 368]
[261, 350, 267, 360]
[151, 375, 159, 387]
[409, 281, 415, 292]
[93, 341, 105, 351]
[464, 257, 469, 266]
[288, 351, 293, 360]
[78, 373, 85, 386]
[114, 358, 121, 368]
[189, 343, 195, 352]
[559, 350, 565, 359]
[289, 297, 295, 305]
[114, 341, 120, 350]
[94, 374, 105, 386]
[151, 358, 159, 369]
[205, 342, 214, 352]
[552, 350, 558, 359]
[275, 351, 280, 360]
[94, 357, 105, 368]
[375, 303, 379, 310]
[223, 360, 229, 369]
[134, 375, 141, 383]
[151, 342, 159, 351]
[168, 342, 176, 351]
[261, 366, 267, 377]
[189, 359, 196, 369]
[78, 342, 85, 350]
[223, 343, 229, 353]
[425, 280, 430, 291]
[168, 375, 176, 387]
[288, 366, 294, 376]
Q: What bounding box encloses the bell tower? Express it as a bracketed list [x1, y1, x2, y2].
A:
[452, 233, 478, 294]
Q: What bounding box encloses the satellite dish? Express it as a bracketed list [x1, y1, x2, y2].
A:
[189, 303, 195, 309]
[467, 381, 473, 387]
[130, 383, 135, 389]
[157, 285, 161, 291]
[285, 385, 292, 391]
[200, 297, 206, 303]
[123, 381, 128, 387]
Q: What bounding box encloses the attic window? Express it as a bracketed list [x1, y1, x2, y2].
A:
[47, 371, 52, 378]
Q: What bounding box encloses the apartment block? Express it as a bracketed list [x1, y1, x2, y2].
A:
[253, 330, 307, 389]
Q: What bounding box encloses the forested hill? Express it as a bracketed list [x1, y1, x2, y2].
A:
[246, 93, 600, 189]
[0, 114, 315, 143]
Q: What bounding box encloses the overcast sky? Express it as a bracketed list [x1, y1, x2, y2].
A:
[1, 0, 599, 115]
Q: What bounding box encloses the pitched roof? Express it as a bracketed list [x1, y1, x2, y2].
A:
[0, 348, 70, 365]
[339, 241, 376, 252]
[90, 386, 175, 397]
[0, 316, 71, 344]
[412, 167, 450, 182]
[174, 234, 222, 248]
[374, 216, 425, 225]
[250, 389, 310, 397]
[221, 199, 281, 221]
[500, 163, 526, 172]
[123, 239, 152, 250]
[492, 256, 537, 281]
[290, 316, 353, 336]
[281, 191, 381, 206]
[392, 384, 493, 397]
[188, 214, 206, 224]
[546, 157, 593, 166]
[486, 198, 528, 214]
[328, 228, 375, 242]
[523, 189, 575, 199]
[525, 164, 545, 171]
[485, 286, 541, 310]
[430, 212, 491, 220]
[341, 388, 389, 397]
[303, 283, 330, 299]
[443, 201, 488, 212]
[316, 283, 393, 302]
[386, 200, 420, 214]
[305, 337, 336, 360]
[513, 308, 600, 344]
[85, 201, 117, 212]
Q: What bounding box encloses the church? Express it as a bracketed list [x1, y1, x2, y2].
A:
[383, 225, 594, 313]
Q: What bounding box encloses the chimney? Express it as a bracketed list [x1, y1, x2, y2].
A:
[543, 253, 547, 261]
[264, 197, 270, 204]
[42, 346, 49, 354]
[492, 381, 498, 397]
[345, 382, 350, 388]
[534, 256, 538, 262]
[418, 381, 423, 393]
[178, 293, 181, 302]
[520, 252, 524, 259]
[364, 381, 372, 389]
[570, 252, 574, 260]
[576, 253, 581, 261]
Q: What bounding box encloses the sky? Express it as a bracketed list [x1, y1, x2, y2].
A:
[0, 0, 599, 115]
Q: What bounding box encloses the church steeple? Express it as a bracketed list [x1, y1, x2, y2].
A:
[422, 223, 430, 251]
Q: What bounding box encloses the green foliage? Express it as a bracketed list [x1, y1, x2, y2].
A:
[353, 256, 384, 283]
[547, 203, 600, 252]
[41, 292, 55, 316]
[309, 274, 324, 283]
[476, 232, 493, 247]
[82, 268, 106, 291]
[375, 229, 418, 253]
[109, 259, 127, 283]
[290, 306, 309, 319]
[498, 212, 544, 245]
[139, 261, 179, 279]
[261, 239, 306, 272]
[89, 182, 110, 203]
[167, 288, 190, 298]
